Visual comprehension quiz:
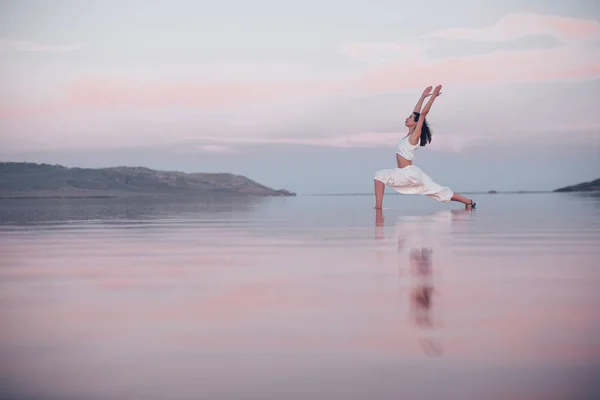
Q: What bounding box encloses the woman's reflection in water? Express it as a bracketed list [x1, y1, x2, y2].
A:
[409, 247, 441, 356]
[375, 208, 472, 357]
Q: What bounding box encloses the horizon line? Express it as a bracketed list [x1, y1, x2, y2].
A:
[302, 190, 556, 196]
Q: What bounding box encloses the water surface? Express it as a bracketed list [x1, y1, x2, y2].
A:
[1, 193, 599, 400]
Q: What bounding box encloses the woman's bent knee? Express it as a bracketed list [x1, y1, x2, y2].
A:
[374, 169, 392, 183]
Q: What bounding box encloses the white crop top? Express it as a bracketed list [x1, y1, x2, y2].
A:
[396, 134, 419, 160]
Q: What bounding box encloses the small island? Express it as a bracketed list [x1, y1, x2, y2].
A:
[554, 178, 600, 193]
[0, 162, 296, 199]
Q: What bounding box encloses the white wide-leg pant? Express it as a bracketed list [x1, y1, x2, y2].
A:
[374, 165, 454, 203]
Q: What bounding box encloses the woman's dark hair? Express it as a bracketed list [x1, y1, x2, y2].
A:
[413, 112, 432, 147]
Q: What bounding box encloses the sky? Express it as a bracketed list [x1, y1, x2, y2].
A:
[1, 0, 599, 194]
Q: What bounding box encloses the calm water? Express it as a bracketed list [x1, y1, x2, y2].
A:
[1, 193, 599, 400]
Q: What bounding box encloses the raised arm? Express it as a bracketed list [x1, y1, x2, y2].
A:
[411, 85, 442, 143]
[413, 86, 433, 113]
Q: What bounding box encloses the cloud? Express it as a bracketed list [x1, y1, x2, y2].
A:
[337, 41, 424, 65]
[357, 45, 600, 93]
[175, 118, 600, 153]
[339, 12, 600, 67]
[1, 12, 599, 155]
[195, 145, 237, 154]
[341, 12, 600, 92]
[2, 80, 599, 155]
[0, 39, 86, 53]
[2, 13, 599, 123]
[189, 132, 401, 148]
[429, 12, 600, 44]
[0, 77, 351, 119]
[182, 132, 467, 152]
[423, 35, 561, 60]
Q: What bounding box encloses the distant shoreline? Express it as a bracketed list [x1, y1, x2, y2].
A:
[0, 162, 296, 198]
[553, 178, 600, 193]
[0, 193, 276, 200]
[0, 195, 118, 200]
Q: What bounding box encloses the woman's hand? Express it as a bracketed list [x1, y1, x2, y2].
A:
[419, 84, 443, 117]
[414, 86, 436, 113]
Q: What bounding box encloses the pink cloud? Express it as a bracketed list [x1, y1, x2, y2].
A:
[430, 12, 600, 43]
[0, 77, 349, 119]
[358, 45, 600, 93]
[2, 50, 598, 123]
[341, 12, 600, 92]
[65, 79, 287, 108]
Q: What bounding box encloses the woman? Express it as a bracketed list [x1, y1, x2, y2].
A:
[373, 85, 476, 210]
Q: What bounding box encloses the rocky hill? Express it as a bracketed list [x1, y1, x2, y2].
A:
[0, 162, 296, 198]
[554, 178, 600, 192]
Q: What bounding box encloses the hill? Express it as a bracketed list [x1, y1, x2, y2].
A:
[554, 178, 600, 192]
[0, 162, 296, 198]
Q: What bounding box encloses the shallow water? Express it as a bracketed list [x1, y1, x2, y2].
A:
[1, 193, 599, 400]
